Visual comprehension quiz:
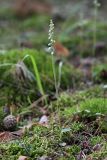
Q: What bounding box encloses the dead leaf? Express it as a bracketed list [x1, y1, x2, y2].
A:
[0, 131, 20, 142]
[12, 129, 25, 137]
[54, 42, 70, 57]
[0, 121, 48, 143]
[18, 155, 28, 160]
[0, 120, 47, 143]
[93, 144, 102, 151]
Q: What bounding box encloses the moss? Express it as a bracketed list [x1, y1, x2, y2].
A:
[0, 49, 82, 104]
[52, 85, 104, 110]
[63, 97, 107, 116]
[92, 63, 107, 83]
[78, 98, 107, 114]
[88, 143, 107, 160]
[0, 115, 106, 160]
[0, 125, 69, 159]
[52, 86, 107, 117]
[88, 136, 107, 160]
[0, 124, 83, 159]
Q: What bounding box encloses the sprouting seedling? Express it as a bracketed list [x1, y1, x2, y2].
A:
[93, 0, 101, 56]
[48, 19, 58, 96]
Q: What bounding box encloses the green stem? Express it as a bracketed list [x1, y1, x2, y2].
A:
[58, 62, 63, 91]
[51, 53, 58, 97]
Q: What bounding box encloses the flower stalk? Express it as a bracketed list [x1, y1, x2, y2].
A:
[48, 20, 58, 96]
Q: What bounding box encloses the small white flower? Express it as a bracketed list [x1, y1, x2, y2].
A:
[48, 19, 55, 54]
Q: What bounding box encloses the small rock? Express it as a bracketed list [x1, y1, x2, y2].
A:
[39, 115, 48, 127]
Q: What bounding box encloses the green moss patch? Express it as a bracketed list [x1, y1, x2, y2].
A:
[0, 49, 82, 105]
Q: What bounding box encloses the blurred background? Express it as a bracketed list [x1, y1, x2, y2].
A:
[0, 0, 107, 55]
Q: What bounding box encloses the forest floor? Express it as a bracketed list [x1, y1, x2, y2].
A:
[0, 0, 107, 160]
